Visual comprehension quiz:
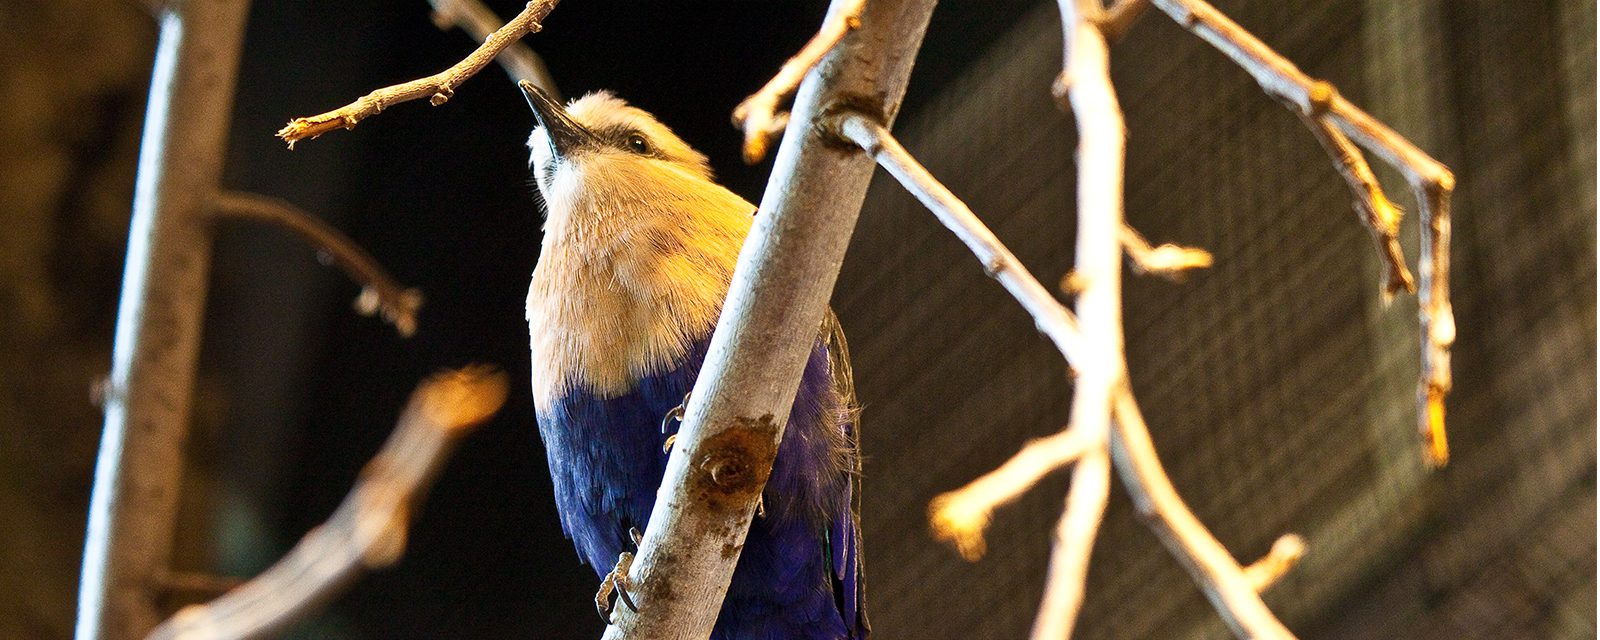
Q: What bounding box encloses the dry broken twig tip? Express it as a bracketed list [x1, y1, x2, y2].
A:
[277, 0, 560, 147]
[732, 0, 866, 164]
[211, 191, 423, 337]
[145, 366, 507, 640]
[1243, 534, 1308, 592]
[1119, 223, 1213, 280]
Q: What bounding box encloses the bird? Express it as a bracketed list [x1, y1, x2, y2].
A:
[518, 80, 868, 640]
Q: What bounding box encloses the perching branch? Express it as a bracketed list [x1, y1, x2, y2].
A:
[426, 0, 560, 98]
[145, 367, 508, 640]
[599, 1, 938, 638]
[731, 0, 866, 164]
[277, 0, 560, 146]
[1148, 0, 1456, 466]
[211, 192, 423, 337]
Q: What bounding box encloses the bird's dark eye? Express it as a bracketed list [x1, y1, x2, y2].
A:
[626, 133, 651, 154]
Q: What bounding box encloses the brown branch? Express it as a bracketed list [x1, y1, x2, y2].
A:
[1150, 0, 1455, 467]
[211, 191, 423, 338]
[277, 0, 560, 147]
[146, 367, 508, 640]
[731, 0, 866, 164]
[426, 0, 560, 98]
[1295, 111, 1415, 297]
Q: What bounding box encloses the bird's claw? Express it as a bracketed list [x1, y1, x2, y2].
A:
[595, 551, 637, 623]
[663, 434, 677, 453]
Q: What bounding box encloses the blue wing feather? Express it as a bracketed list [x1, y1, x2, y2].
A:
[536, 334, 866, 639]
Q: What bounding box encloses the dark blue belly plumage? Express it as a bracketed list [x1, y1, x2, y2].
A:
[536, 337, 866, 639]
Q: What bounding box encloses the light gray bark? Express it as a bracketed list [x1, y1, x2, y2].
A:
[77, 2, 253, 639]
[600, 0, 938, 638]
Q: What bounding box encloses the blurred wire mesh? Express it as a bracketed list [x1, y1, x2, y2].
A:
[836, 1, 1595, 638]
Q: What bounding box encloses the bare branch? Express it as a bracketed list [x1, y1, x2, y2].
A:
[836, 113, 1085, 365]
[731, 0, 866, 164]
[599, 1, 939, 637]
[1149, 0, 1455, 465]
[1242, 534, 1307, 592]
[928, 426, 1096, 560]
[426, 0, 560, 98]
[1119, 223, 1214, 280]
[1295, 111, 1414, 297]
[146, 367, 508, 640]
[1109, 385, 1295, 638]
[277, 0, 560, 147]
[212, 192, 423, 337]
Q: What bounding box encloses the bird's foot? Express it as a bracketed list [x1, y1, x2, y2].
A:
[662, 434, 677, 453]
[595, 551, 637, 622]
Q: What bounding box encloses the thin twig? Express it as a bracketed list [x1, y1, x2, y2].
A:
[1295, 111, 1414, 297]
[145, 367, 508, 640]
[1119, 223, 1214, 281]
[927, 426, 1096, 560]
[1242, 534, 1307, 592]
[836, 114, 1085, 365]
[731, 0, 866, 164]
[211, 192, 423, 338]
[1109, 385, 1296, 639]
[277, 0, 560, 147]
[1149, 0, 1455, 466]
[426, 0, 560, 98]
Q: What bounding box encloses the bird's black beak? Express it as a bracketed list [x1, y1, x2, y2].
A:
[520, 80, 594, 160]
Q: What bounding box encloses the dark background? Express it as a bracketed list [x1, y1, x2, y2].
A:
[1, 1, 1593, 638]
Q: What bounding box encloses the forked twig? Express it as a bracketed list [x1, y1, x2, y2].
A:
[277, 0, 560, 146]
[1149, 0, 1455, 466]
[1295, 110, 1414, 297]
[732, 0, 867, 164]
[211, 192, 423, 337]
[146, 367, 508, 640]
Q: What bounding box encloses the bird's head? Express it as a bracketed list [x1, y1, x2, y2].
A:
[521, 82, 720, 219]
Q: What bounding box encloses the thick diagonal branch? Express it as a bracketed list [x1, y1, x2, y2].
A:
[277, 0, 560, 146]
[731, 0, 866, 164]
[1150, 0, 1455, 466]
[211, 192, 423, 337]
[145, 367, 507, 640]
[599, 1, 938, 638]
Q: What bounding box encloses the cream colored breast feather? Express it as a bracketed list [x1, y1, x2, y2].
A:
[525, 92, 753, 410]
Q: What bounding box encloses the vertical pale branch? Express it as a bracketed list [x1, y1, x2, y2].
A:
[1031, 2, 1125, 637]
[600, 0, 938, 638]
[76, 2, 253, 639]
